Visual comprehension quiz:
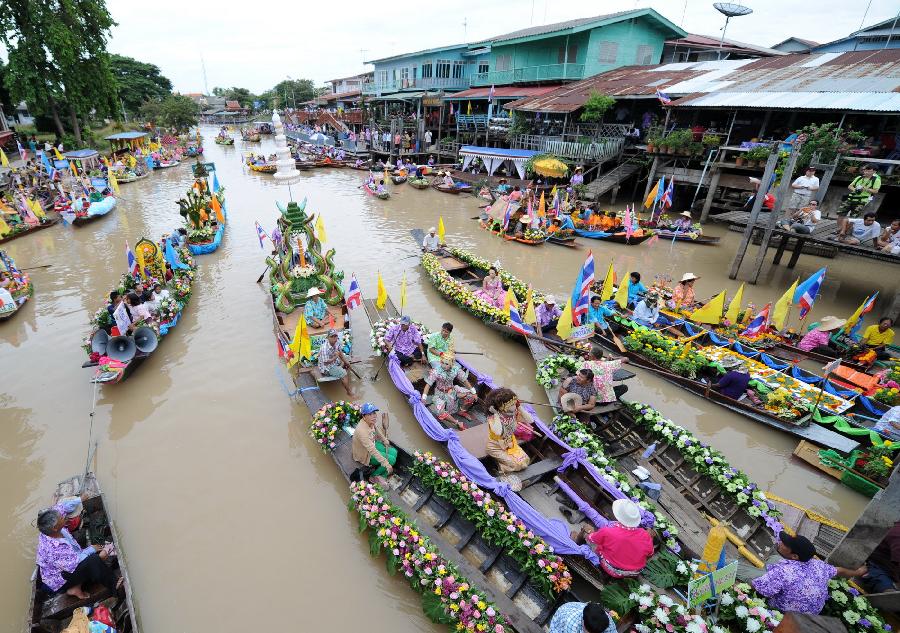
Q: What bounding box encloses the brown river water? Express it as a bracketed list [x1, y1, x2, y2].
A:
[1, 126, 891, 632]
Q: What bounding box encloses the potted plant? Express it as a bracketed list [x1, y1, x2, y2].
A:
[688, 142, 703, 158]
[735, 152, 746, 167]
[745, 145, 771, 167]
[701, 133, 721, 147]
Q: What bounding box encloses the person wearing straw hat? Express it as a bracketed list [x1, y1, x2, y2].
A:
[572, 499, 654, 579]
[797, 316, 845, 356]
[422, 227, 441, 252]
[670, 273, 700, 310]
[671, 211, 695, 233]
[711, 356, 753, 401]
[303, 287, 328, 328]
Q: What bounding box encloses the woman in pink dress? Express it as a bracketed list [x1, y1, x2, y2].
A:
[474, 267, 505, 309]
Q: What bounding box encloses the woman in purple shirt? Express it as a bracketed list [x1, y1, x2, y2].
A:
[711, 357, 752, 401]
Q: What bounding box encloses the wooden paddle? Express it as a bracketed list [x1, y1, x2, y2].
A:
[18, 264, 53, 271]
[609, 330, 628, 354]
[255, 265, 269, 283]
[370, 355, 389, 381]
[453, 351, 485, 356]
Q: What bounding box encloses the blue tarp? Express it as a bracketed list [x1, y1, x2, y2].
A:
[65, 149, 98, 160]
[187, 209, 227, 256]
[574, 229, 614, 239]
[74, 196, 117, 218]
[458, 146, 539, 159]
[159, 310, 180, 336]
[105, 132, 148, 141]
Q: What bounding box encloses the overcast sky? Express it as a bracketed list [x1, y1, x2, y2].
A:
[106, 0, 899, 94]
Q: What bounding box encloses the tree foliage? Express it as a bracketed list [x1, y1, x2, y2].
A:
[111, 54, 173, 113]
[141, 94, 199, 132]
[579, 91, 617, 123]
[793, 122, 866, 173]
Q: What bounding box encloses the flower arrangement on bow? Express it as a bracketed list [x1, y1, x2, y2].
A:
[350, 480, 510, 633]
[291, 264, 317, 279]
[717, 582, 783, 632]
[712, 325, 782, 349]
[176, 246, 196, 270]
[309, 401, 360, 452]
[172, 273, 193, 301]
[626, 402, 783, 524]
[370, 318, 432, 356]
[422, 253, 509, 324]
[448, 248, 540, 303]
[410, 452, 571, 597]
[154, 297, 181, 324]
[523, 228, 547, 242]
[822, 579, 891, 633]
[188, 225, 217, 243]
[535, 354, 582, 389]
[552, 414, 681, 551]
[90, 306, 113, 330]
[629, 584, 709, 633]
[623, 326, 708, 379]
[873, 386, 900, 406]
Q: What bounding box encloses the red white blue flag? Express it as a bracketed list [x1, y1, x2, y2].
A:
[660, 178, 674, 210]
[346, 274, 362, 310]
[793, 267, 826, 319]
[656, 89, 672, 105]
[254, 221, 268, 249]
[488, 84, 495, 102]
[741, 303, 771, 338]
[571, 250, 595, 325]
[125, 241, 140, 277]
[508, 303, 534, 335]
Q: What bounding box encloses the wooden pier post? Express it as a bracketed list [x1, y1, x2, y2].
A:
[699, 168, 722, 224]
[727, 151, 780, 280]
[747, 146, 801, 284]
[643, 156, 660, 203]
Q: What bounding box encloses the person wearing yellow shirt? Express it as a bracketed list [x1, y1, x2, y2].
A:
[861, 317, 895, 359]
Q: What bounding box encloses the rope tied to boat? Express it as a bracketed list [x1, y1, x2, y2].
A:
[80, 379, 100, 493]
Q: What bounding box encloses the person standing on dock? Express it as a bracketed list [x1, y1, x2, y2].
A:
[836, 165, 881, 236]
[787, 166, 819, 213]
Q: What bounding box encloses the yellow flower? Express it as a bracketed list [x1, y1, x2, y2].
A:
[435, 588, 441, 595]
[477, 601, 486, 610]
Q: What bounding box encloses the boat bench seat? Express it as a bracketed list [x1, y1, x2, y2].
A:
[458, 424, 489, 459]
[517, 456, 563, 489]
[40, 577, 117, 620]
[311, 368, 339, 383]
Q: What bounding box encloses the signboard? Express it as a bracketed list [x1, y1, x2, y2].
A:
[423, 97, 443, 106]
[687, 561, 738, 608]
[192, 162, 216, 176]
[566, 324, 595, 342]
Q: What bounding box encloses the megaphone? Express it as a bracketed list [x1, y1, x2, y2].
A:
[90, 329, 110, 355]
[133, 326, 158, 354]
[105, 336, 136, 362]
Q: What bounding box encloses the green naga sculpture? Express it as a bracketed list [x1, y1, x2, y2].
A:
[267, 199, 345, 313]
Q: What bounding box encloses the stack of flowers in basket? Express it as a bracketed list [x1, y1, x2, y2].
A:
[370, 318, 431, 356]
[172, 270, 194, 302]
[154, 297, 180, 325]
[309, 401, 360, 452]
[718, 582, 783, 632]
[536, 354, 582, 389]
[629, 584, 708, 633]
[822, 579, 892, 633]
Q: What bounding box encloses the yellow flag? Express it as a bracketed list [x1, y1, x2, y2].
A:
[771, 279, 798, 330]
[29, 198, 45, 219]
[70, 160, 78, 178]
[54, 148, 64, 160]
[0, 215, 10, 236]
[108, 170, 120, 194]
[614, 277, 630, 309]
[503, 287, 518, 312]
[135, 248, 146, 279]
[399, 272, 407, 310]
[689, 291, 726, 325]
[376, 271, 387, 309]
[537, 192, 546, 217]
[467, 101, 472, 115]
[549, 185, 558, 200]
[524, 286, 537, 325]
[644, 181, 659, 208]
[287, 315, 311, 367]
[438, 216, 446, 243]
[316, 215, 327, 243]
[556, 299, 573, 339]
[724, 284, 744, 325]
[0, 148, 8, 168]
[599, 263, 615, 302]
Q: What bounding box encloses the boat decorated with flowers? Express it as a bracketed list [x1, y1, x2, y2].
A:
[179, 163, 227, 255]
[408, 176, 430, 189]
[0, 250, 33, 321]
[478, 219, 547, 246]
[27, 472, 139, 633]
[71, 193, 118, 226]
[362, 183, 390, 200]
[0, 196, 58, 244]
[240, 129, 261, 142]
[81, 235, 195, 385]
[245, 155, 277, 173]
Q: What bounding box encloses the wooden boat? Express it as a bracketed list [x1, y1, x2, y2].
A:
[573, 229, 653, 245]
[390, 175, 407, 185]
[246, 160, 277, 174]
[28, 473, 138, 633]
[651, 230, 720, 245]
[0, 217, 59, 245]
[241, 132, 261, 142]
[432, 180, 471, 195]
[362, 183, 390, 200]
[154, 159, 180, 169]
[479, 220, 545, 246]
[0, 250, 33, 321]
[72, 196, 118, 227]
[114, 171, 149, 184]
[793, 440, 886, 498]
[408, 177, 430, 189]
[214, 136, 234, 145]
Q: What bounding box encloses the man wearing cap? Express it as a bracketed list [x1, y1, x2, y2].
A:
[549, 601, 616, 633]
[632, 291, 661, 328]
[318, 329, 352, 395]
[425, 322, 455, 368]
[536, 295, 561, 337]
[384, 316, 425, 366]
[351, 403, 396, 478]
[752, 533, 866, 614]
[304, 287, 328, 328]
[837, 165, 881, 236]
[422, 227, 441, 252]
[788, 166, 820, 212]
[572, 499, 654, 579]
[797, 316, 844, 355]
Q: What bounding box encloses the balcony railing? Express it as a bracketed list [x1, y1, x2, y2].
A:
[363, 76, 471, 95]
[509, 133, 623, 163]
[471, 64, 585, 86]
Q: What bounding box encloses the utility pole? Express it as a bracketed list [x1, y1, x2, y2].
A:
[200, 54, 209, 95]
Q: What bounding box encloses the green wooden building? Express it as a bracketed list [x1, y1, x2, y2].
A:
[469, 8, 687, 87]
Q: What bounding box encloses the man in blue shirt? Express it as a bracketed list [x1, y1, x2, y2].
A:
[549, 601, 616, 633]
[586, 296, 615, 333]
[627, 272, 647, 307]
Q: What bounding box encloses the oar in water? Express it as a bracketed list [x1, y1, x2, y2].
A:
[370, 355, 389, 381]
[18, 264, 53, 271]
[255, 265, 269, 283]
[452, 351, 485, 356]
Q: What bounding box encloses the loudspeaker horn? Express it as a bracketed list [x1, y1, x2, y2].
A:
[105, 336, 136, 362]
[133, 326, 158, 354]
[90, 329, 110, 354]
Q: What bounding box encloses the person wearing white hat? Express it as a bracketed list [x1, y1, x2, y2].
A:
[318, 328, 353, 395]
[573, 498, 654, 579]
[536, 295, 561, 337]
[422, 227, 441, 252]
[304, 287, 328, 328]
[670, 273, 700, 310]
[797, 315, 845, 356]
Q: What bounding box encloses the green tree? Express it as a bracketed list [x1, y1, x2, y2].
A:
[579, 91, 616, 123]
[157, 94, 199, 132]
[110, 54, 173, 114]
[269, 78, 317, 109]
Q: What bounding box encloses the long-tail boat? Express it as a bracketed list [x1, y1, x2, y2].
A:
[478, 219, 546, 246]
[28, 473, 139, 633]
[0, 250, 33, 321]
[71, 195, 118, 227]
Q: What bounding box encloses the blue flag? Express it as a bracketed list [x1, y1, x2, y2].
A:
[164, 238, 189, 270]
[212, 173, 220, 193]
[145, 156, 155, 170]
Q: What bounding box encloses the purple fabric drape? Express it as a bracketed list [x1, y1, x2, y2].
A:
[555, 477, 610, 529]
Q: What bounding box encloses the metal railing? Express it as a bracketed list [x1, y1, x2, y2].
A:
[509, 134, 623, 162]
[471, 64, 585, 86]
[363, 76, 470, 95]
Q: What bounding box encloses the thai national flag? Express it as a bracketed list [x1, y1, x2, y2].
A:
[488, 84, 495, 103]
[656, 89, 672, 105]
[125, 241, 140, 277]
[502, 201, 513, 231]
[660, 178, 674, 210]
[794, 267, 826, 319]
[17, 140, 28, 161]
[741, 303, 771, 338]
[346, 274, 362, 310]
[255, 221, 268, 249]
[508, 303, 534, 335]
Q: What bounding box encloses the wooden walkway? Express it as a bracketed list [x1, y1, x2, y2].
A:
[586, 163, 639, 200]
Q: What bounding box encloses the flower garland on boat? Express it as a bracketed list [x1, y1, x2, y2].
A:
[523, 228, 547, 242]
[156, 297, 180, 324]
[410, 452, 572, 598]
[422, 253, 509, 324]
[623, 325, 709, 379]
[552, 414, 681, 551]
[628, 584, 710, 633]
[370, 318, 432, 356]
[350, 480, 511, 633]
[822, 579, 891, 633]
[535, 354, 582, 389]
[309, 401, 360, 452]
[712, 325, 782, 350]
[625, 402, 783, 523]
[447, 248, 540, 303]
[717, 582, 783, 632]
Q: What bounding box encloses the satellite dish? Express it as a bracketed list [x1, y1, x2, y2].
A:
[712, 2, 753, 58]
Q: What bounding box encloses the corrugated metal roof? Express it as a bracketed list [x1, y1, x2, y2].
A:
[509, 50, 900, 113]
[473, 9, 640, 44]
[445, 85, 561, 100]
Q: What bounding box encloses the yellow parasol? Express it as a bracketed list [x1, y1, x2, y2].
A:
[531, 157, 569, 178]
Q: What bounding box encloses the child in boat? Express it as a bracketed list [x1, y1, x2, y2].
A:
[484, 387, 533, 474]
[420, 353, 476, 430]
